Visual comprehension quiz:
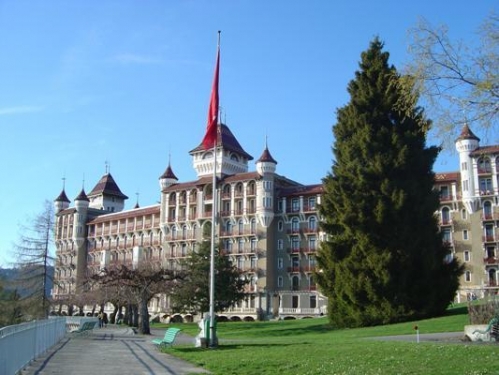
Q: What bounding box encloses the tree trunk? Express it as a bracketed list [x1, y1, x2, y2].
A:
[138, 298, 151, 334]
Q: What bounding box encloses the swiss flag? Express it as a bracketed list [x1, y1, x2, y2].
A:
[202, 44, 220, 150]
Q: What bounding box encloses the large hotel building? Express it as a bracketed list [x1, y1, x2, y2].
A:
[52, 123, 499, 320]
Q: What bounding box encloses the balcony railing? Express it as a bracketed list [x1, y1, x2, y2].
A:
[484, 257, 498, 265]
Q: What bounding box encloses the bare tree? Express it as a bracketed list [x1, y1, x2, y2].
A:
[11, 200, 55, 320]
[90, 263, 184, 334]
[404, 13, 498, 146]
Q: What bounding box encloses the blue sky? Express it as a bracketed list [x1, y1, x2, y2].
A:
[0, 1, 496, 266]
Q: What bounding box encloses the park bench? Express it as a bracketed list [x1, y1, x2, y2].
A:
[151, 327, 182, 348]
[71, 321, 97, 336]
[472, 317, 499, 341]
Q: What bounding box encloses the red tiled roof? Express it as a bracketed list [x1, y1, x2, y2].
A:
[88, 204, 160, 224]
[88, 173, 128, 199]
[434, 172, 460, 182]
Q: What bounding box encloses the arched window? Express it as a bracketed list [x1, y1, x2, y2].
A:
[251, 219, 257, 234]
[225, 221, 233, 235]
[291, 217, 300, 233]
[238, 220, 244, 235]
[478, 157, 491, 173]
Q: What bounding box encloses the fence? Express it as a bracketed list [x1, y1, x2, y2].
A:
[0, 317, 67, 375]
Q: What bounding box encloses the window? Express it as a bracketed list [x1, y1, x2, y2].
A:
[237, 257, 244, 269]
[277, 199, 283, 213]
[238, 239, 244, 253]
[250, 238, 257, 251]
[238, 220, 244, 235]
[263, 197, 272, 208]
[277, 257, 283, 269]
[485, 224, 494, 241]
[277, 276, 283, 288]
[465, 271, 471, 282]
[478, 158, 491, 173]
[250, 219, 256, 234]
[461, 209, 467, 220]
[461, 162, 467, 171]
[278, 220, 283, 231]
[308, 216, 317, 231]
[291, 198, 300, 212]
[291, 237, 300, 251]
[292, 256, 300, 268]
[310, 295, 317, 309]
[224, 239, 233, 254]
[463, 180, 469, 192]
[463, 230, 469, 240]
[291, 217, 300, 233]
[308, 236, 317, 251]
[441, 207, 451, 224]
[225, 221, 233, 234]
[292, 294, 299, 307]
[264, 180, 272, 191]
[439, 186, 449, 199]
[442, 228, 452, 243]
[308, 197, 316, 210]
[483, 201, 492, 218]
[277, 239, 283, 250]
[480, 178, 493, 193]
[464, 251, 470, 262]
[250, 257, 257, 269]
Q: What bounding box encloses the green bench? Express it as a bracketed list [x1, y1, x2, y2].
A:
[71, 321, 97, 336]
[472, 317, 499, 341]
[152, 327, 182, 348]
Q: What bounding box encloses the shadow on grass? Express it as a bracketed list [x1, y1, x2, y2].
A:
[172, 342, 303, 353]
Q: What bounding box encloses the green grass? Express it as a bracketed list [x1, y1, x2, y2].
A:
[157, 305, 499, 375]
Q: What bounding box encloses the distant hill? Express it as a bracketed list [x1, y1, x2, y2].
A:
[0, 266, 54, 297]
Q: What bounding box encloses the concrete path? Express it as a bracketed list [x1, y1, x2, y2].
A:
[20, 325, 210, 375]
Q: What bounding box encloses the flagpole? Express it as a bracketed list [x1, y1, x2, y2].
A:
[208, 30, 221, 349]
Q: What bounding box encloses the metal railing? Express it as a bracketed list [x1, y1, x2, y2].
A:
[0, 317, 67, 375]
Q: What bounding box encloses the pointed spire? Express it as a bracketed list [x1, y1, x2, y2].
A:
[134, 192, 140, 209]
[257, 136, 277, 164]
[456, 123, 480, 142]
[55, 176, 71, 204]
[75, 188, 89, 202]
[159, 158, 178, 191]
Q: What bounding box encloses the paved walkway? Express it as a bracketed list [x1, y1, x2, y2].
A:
[20, 325, 210, 375]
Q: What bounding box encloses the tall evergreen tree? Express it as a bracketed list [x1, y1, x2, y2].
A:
[315, 38, 464, 328]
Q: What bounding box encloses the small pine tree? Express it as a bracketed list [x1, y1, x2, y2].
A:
[315, 37, 464, 328]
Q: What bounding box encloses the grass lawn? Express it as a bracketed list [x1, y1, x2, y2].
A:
[154, 305, 499, 375]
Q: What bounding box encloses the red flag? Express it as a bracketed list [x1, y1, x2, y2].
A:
[202, 44, 220, 150]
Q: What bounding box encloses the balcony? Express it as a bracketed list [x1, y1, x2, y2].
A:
[483, 235, 497, 243]
[287, 266, 302, 273]
[439, 219, 453, 226]
[484, 257, 498, 265]
[287, 248, 302, 255]
[439, 194, 453, 202]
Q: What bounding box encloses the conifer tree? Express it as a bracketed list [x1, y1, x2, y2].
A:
[315, 38, 464, 328]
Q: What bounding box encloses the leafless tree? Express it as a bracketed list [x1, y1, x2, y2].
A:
[90, 263, 184, 334]
[404, 12, 498, 147]
[11, 200, 55, 320]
